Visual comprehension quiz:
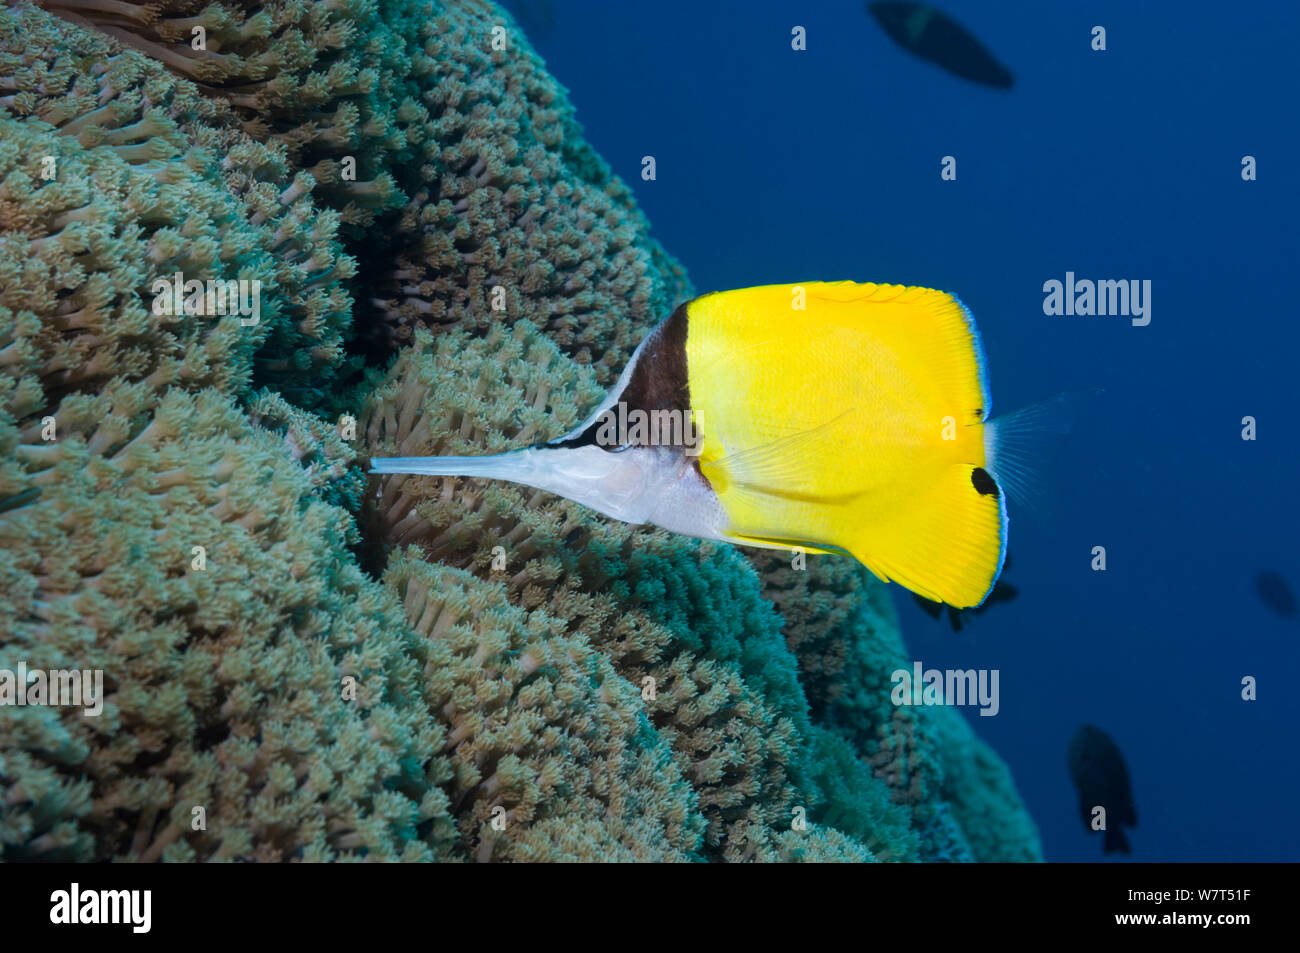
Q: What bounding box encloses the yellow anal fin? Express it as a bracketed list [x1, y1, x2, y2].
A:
[726, 533, 849, 558]
[854, 464, 1007, 609]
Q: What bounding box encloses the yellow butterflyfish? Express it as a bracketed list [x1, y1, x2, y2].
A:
[373, 281, 1023, 608]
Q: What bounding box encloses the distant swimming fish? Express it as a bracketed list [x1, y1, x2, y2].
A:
[867, 2, 1015, 90]
[1256, 570, 1297, 618]
[1068, 724, 1137, 855]
[373, 282, 1041, 608]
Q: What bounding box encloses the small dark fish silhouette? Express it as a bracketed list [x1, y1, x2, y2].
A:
[1256, 571, 1297, 618]
[913, 555, 1018, 632]
[1068, 724, 1137, 855]
[867, 2, 1015, 90]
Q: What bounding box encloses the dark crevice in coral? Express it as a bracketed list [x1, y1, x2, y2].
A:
[195, 720, 231, 751]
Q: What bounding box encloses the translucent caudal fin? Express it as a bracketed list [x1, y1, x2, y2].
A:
[983, 388, 1101, 511]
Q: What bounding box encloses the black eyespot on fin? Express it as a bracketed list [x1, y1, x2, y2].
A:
[971, 466, 999, 498]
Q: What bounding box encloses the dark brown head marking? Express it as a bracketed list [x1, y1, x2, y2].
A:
[620, 303, 690, 417]
[546, 303, 692, 452]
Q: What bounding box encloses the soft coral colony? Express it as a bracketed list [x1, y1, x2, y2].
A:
[0, 0, 1041, 862]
